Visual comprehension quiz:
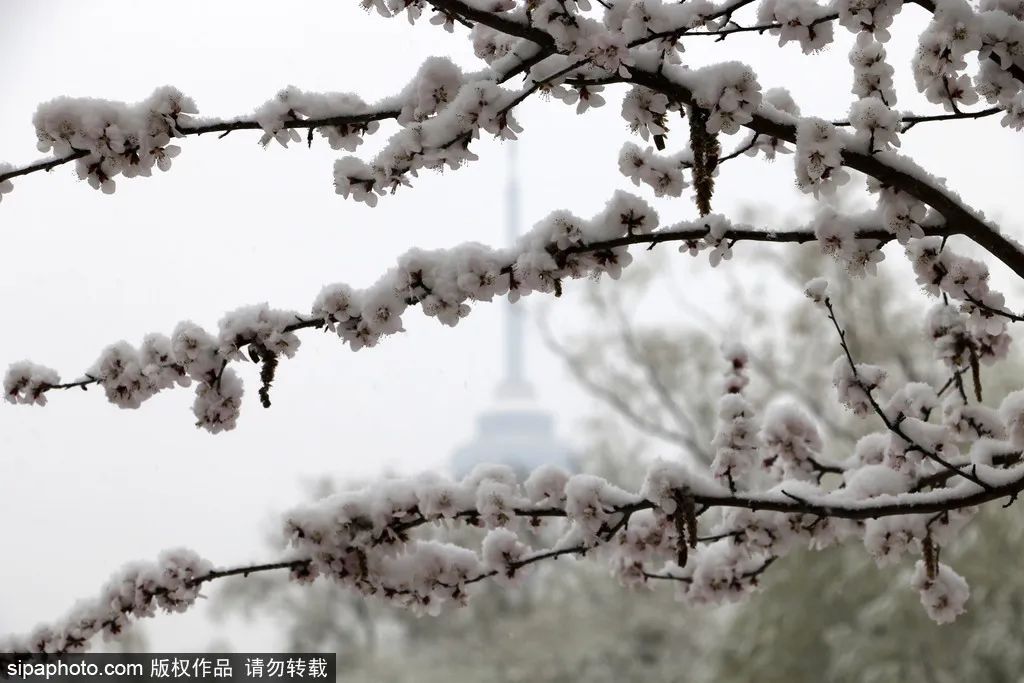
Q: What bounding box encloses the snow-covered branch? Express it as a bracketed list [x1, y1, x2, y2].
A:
[4, 198, 957, 431]
[0, 57, 497, 194]
[0, 92, 396, 191]
[9, 426, 1024, 653]
[0, 0, 1019, 223]
[626, 66, 1024, 279]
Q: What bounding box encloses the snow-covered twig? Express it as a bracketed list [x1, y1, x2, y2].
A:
[4, 208, 953, 430]
[8, 448, 1024, 653]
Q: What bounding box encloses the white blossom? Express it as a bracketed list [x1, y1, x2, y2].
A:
[4, 361, 60, 406]
[795, 118, 850, 197]
[911, 561, 970, 624]
[757, 0, 835, 53]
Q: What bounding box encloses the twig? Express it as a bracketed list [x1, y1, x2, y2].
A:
[822, 297, 994, 492]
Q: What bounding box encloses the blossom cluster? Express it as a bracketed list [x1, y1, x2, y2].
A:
[334, 76, 522, 205]
[33, 87, 195, 193]
[913, 0, 984, 109]
[911, 560, 971, 623]
[907, 236, 1013, 364]
[618, 142, 691, 197]
[848, 97, 901, 151]
[836, 0, 903, 41]
[609, 0, 714, 48]
[845, 32, 902, 161]
[757, 0, 835, 53]
[795, 118, 851, 197]
[710, 344, 760, 490]
[4, 361, 60, 406]
[816, 214, 887, 281]
[526, 58, 611, 113]
[912, 0, 1024, 123]
[832, 355, 889, 417]
[684, 62, 763, 135]
[976, 1, 1024, 122]
[470, 25, 519, 64]
[867, 179, 927, 243]
[251, 86, 383, 150]
[621, 86, 672, 142]
[849, 39, 897, 104]
[761, 403, 827, 481]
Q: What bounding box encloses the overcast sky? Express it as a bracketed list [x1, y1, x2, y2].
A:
[1, 0, 1021, 650]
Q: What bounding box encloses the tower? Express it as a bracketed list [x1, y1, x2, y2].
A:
[450, 146, 573, 478]
[496, 144, 532, 401]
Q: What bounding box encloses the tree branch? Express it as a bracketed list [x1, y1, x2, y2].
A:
[627, 68, 1024, 281]
[822, 297, 994, 491]
[829, 106, 1003, 130]
[28, 220, 953, 405]
[0, 109, 402, 187]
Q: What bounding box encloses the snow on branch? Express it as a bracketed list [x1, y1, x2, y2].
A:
[8, 400, 1024, 653]
[0, 57, 498, 195]
[0, 0, 1020, 235]
[4, 195, 959, 432]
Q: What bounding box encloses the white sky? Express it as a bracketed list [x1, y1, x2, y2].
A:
[0, 0, 1021, 650]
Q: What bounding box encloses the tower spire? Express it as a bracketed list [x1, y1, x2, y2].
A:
[450, 143, 573, 478]
[498, 145, 533, 399]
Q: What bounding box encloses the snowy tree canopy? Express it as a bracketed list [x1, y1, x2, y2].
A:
[2, 0, 1024, 654]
